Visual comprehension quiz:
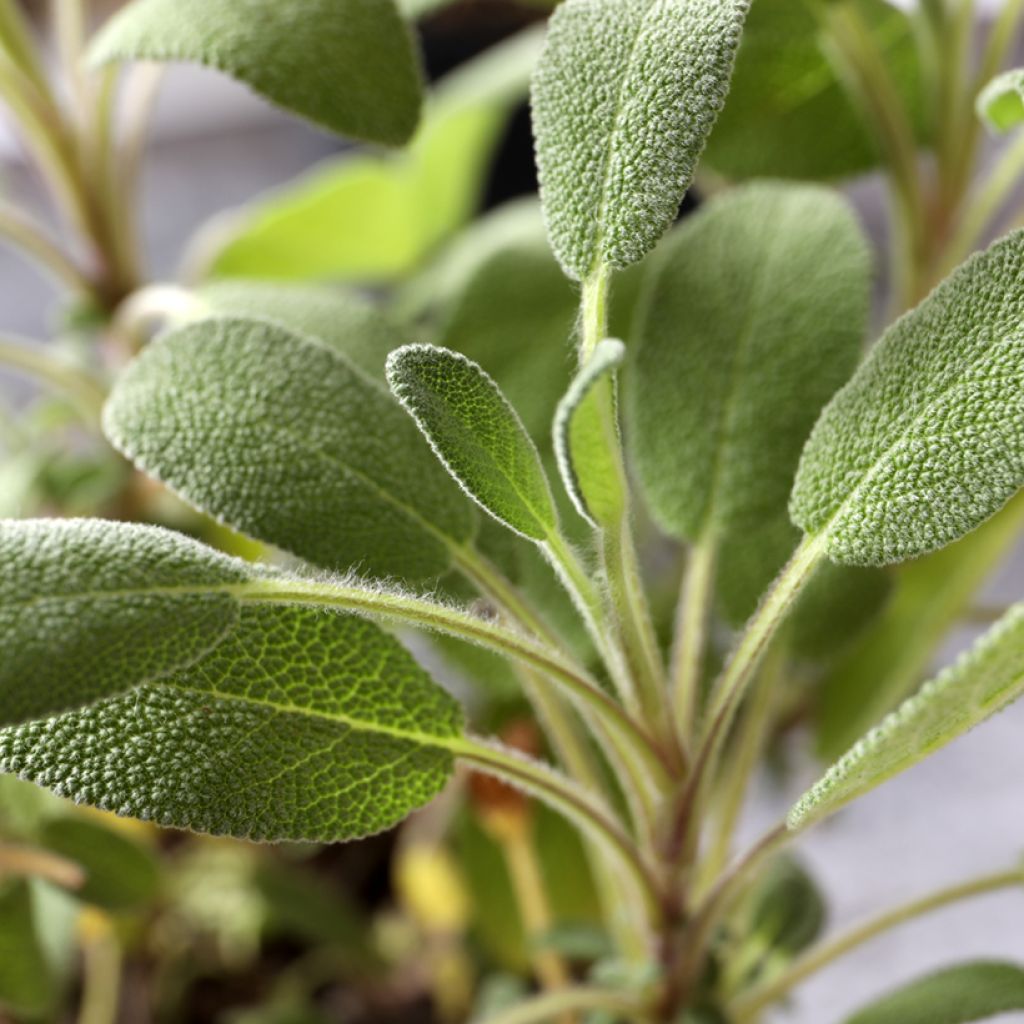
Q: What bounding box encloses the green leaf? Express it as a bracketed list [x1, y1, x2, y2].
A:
[977, 69, 1024, 134]
[201, 27, 544, 282]
[531, 0, 749, 280]
[0, 518, 251, 727]
[199, 280, 406, 380]
[842, 962, 1024, 1024]
[0, 603, 464, 843]
[628, 183, 868, 586]
[103, 318, 476, 581]
[789, 603, 1024, 830]
[704, 0, 926, 181]
[0, 880, 52, 1016]
[39, 818, 159, 911]
[387, 345, 559, 541]
[554, 338, 626, 528]
[791, 229, 1024, 567]
[746, 855, 826, 957]
[90, 0, 423, 146]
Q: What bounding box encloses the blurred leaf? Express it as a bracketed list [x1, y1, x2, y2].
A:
[531, 0, 748, 279]
[977, 69, 1024, 134]
[91, 0, 422, 145]
[842, 962, 1024, 1024]
[704, 0, 925, 180]
[0, 880, 52, 1016]
[200, 26, 545, 282]
[746, 855, 826, 957]
[104, 317, 476, 581]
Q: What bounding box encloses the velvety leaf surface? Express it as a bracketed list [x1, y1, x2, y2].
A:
[90, 0, 422, 145]
[387, 345, 558, 541]
[0, 519, 250, 727]
[0, 605, 463, 843]
[554, 338, 626, 527]
[704, 0, 925, 180]
[203, 27, 543, 281]
[977, 69, 1024, 133]
[0, 881, 51, 1016]
[842, 962, 1024, 1024]
[791, 229, 1024, 566]
[789, 604, 1024, 830]
[104, 318, 476, 581]
[628, 183, 868, 590]
[531, 0, 748, 280]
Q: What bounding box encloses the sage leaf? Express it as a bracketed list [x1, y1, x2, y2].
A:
[554, 338, 626, 527]
[103, 318, 476, 581]
[0, 604, 464, 843]
[977, 69, 1024, 134]
[201, 27, 543, 282]
[531, 0, 749, 280]
[387, 345, 559, 541]
[704, 0, 925, 181]
[842, 962, 1024, 1024]
[0, 518, 251, 727]
[0, 881, 51, 1016]
[791, 229, 1024, 566]
[628, 183, 868, 603]
[90, 0, 423, 146]
[789, 603, 1024, 830]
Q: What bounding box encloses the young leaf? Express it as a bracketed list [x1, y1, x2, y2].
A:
[788, 603, 1024, 830]
[704, 0, 926, 181]
[842, 962, 1024, 1024]
[103, 318, 476, 581]
[628, 183, 868, 587]
[791, 229, 1024, 567]
[977, 69, 1024, 134]
[0, 881, 52, 1017]
[90, 0, 423, 146]
[531, 0, 749, 280]
[0, 518, 252, 727]
[0, 605, 464, 843]
[200, 26, 544, 282]
[554, 338, 626, 527]
[387, 345, 559, 541]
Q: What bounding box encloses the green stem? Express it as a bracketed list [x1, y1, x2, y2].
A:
[77, 914, 122, 1024]
[0, 0, 49, 96]
[730, 865, 1024, 1022]
[472, 986, 648, 1024]
[977, 0, 1024, 90]
[0, 334, 107, 422]
[670, 535, 716, 750]
[0, 200, 92, 293]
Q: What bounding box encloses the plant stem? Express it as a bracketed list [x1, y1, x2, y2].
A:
[77, 911, 122, 1024]
[0, 840, 86, 889]
[730, 865, 1024, 1022]
[453, 735, 662, 919]
[0, 200, 92, 292]
[0, 333, 107, 422]
[472, 986, 648, 1024]
[670, 535, 716, 750]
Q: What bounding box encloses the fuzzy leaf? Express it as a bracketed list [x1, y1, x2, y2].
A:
[704, 0, 925, 181]
[104, 318, 476, 581]
[201, 27, 543, 282]
[387, 345, 558, 541]
[0, 604, 463, 843]
[531, 0, 749, 280]
[0, 881, 51, 1016]
[90, 0, 422, 145]
[977, 69, 1024, 134]
[0, 518, 251, 727]
[791, 229, 1024, 566]
[789, 603, 1024, 830]
[629, 183, 868, 573]
[554, 338, 626, 527]
[842, 962, 1024, 1024]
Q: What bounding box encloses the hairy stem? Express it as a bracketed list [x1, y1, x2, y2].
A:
[730, 865, 1024, 1022]
[0, 200, 92, 292]
[0, 333, 107, 422]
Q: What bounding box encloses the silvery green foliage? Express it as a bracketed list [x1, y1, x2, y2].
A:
[841, 962, 1024, 1024]
[977, 68, 1024, 134]
[103, 318, 476, 581]
[554, 338, 626, 528]
[791, 229, 1024, 566]
[90, 0, 423, 145]
[387, 345, 559, 541]
[628, 183, 868, 608]
[789, 604, 1024, 830]
[531, 0, 749, 281]
[0, 519, 252, 726]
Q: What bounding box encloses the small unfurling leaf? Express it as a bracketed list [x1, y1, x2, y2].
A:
[977, 69, 1024, 134]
